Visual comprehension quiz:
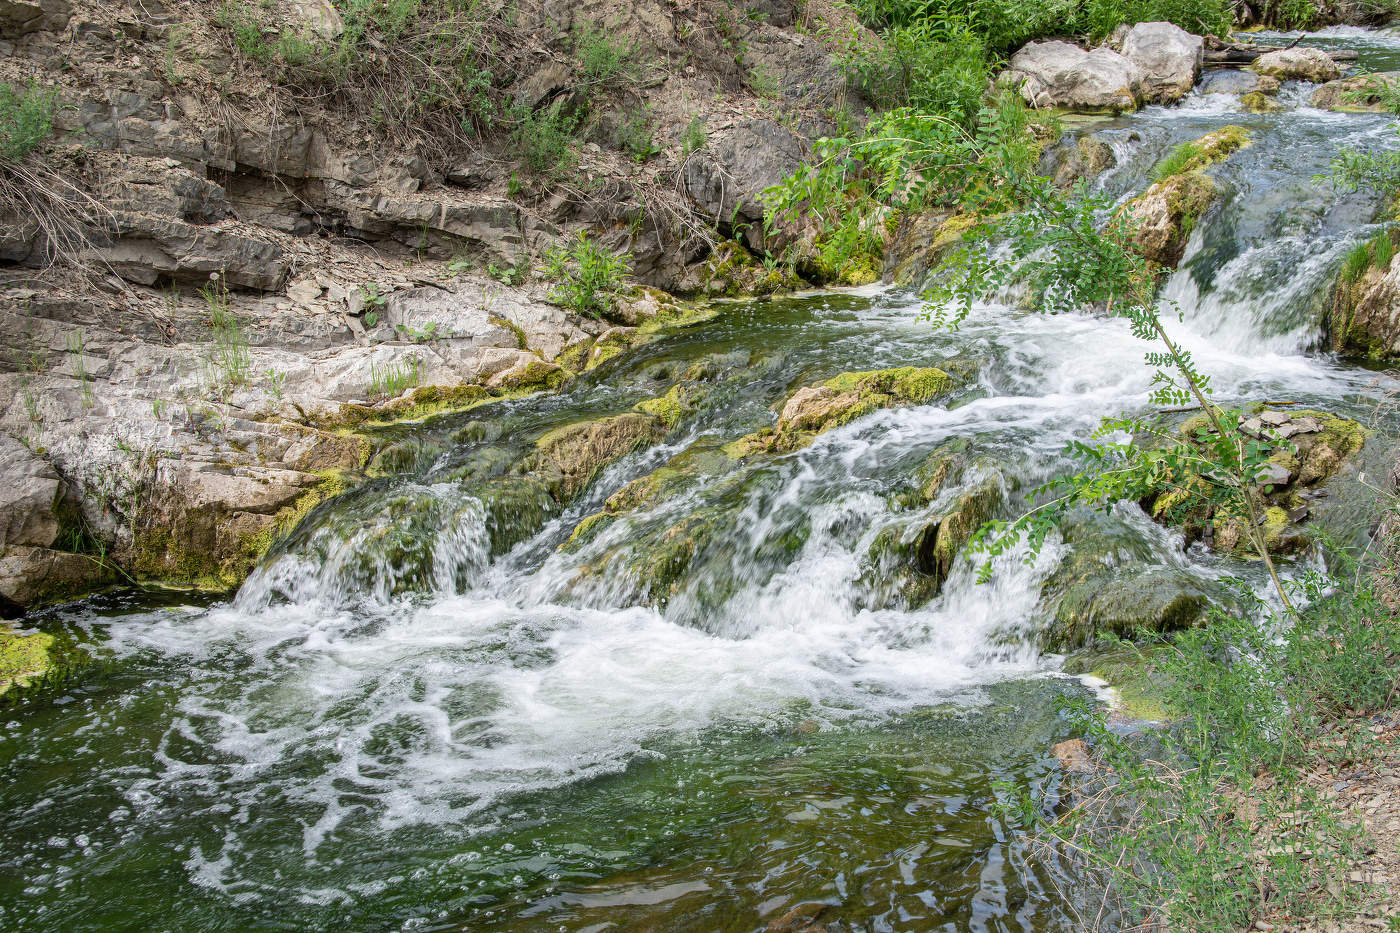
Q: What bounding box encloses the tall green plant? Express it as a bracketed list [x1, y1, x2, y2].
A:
[543, 232, 631, 319]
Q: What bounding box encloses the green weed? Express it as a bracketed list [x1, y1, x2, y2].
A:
[0, 80, 57, 163]
[513, 100, 578, 178]
[368, 355, 422, 399]
[618, 106, 662, 163]
[1153, 140, 1203, 181]
[681, 114, 707, 156]
[543, 232, 631, 320]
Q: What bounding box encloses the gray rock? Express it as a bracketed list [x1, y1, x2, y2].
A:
[684, 119, 806, 249]
[0, 546, 98, 614]
[1121, 21, 1203, 105]
[1257, 461, 1293, 488]
[1252, 47, 1341, 83]
[1259, 409, 1290, 426]
[0, 436, 61, 550]
[0, 0, 70, 37]
[1000, 40, 1143, 113]
[1199, 69, 1266, 95]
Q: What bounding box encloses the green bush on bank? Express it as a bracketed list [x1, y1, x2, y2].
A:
[1003, 553, 1400, 931]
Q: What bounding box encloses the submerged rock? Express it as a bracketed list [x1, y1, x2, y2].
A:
[1040, 517, 1216, 652]
[863, 441, 1006, 607]
[527, 413, 664, 501]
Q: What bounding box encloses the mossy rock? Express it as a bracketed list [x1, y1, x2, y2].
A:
[1144, 407, 1367, 558]
[1039, 516, 1217, 652]
[527, 412, 664, 501]
[731, 365, 971, 458]
[0, 624, 90, 707]
[1240, 91, 1284, 113]
[1173, 125, 1251, 173]
[700, 240, 804, 298]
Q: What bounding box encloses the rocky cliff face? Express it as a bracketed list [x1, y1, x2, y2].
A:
[0, 0, 868, 612]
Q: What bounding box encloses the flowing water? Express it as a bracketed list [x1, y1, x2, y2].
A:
[5, 33, 1400, 933]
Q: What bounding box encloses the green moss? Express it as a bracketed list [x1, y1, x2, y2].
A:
[635, 384, 684, 428]
[554, 338, 594, 375]
[0, 629, 54, 703]
[1240, 91, 1284, 113]
[318, 383, 494, 431]
[488, 314, 529, 350]
[562, 511, 615, 552]
[822, 366, 956, 403]
[494, 358, 566, 392]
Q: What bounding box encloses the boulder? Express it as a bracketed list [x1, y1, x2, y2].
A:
[1122, 171, 1217, 267]
[289, 0, 343, 40]
[1311, 72, 1400, 111]
[1146, 408, 1366, 556]
[1330, 237, 1400, 358]
[0, 0, 70, 37]
[1199, 69, 1274, 95]
[0, 546, 104, 616]
[527, 413, 663, 501]
[0, 436, 62, 550]
[1121, 22, 1203, 105]
[1040, 518, 1216, 651]
[684, 119, 807, 249]
[1000, 41, 1142, 113]
[1251, 47, 1341, 83]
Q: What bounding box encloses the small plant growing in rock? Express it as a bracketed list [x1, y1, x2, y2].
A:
[65, 329, 94, 408]
[200, 273, 252, 388]
[618, 106, 661, 163]
[368, 356, 422, 400]
[543, 232, 631, 320]
[487, 254, 530, 286]
[681, 114, 707, 157]
[512, 101, 578, 178]
[573, 22, 637, 88]
[0, 80, 56, 164]
[747, 63, 780, 100]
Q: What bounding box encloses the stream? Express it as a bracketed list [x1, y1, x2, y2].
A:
[5, 31, 1400, 933]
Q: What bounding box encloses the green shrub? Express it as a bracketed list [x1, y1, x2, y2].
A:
[574, 21, 637, 86]
[513, 100, 578, 177]
[837, 18, 989, 129]
[618, 106, 661, 162]
[1340, 239, 1372, 284]
[543, 232, 631, 319]
[681, 114, 708, 156]
[0, 81, 57, 163]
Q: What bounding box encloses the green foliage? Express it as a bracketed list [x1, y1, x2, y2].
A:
[1340, 239, 1373, 284]
[846, 0, 1233, 52]
[1372, 228, 1396, 270]
[574, 21, 637, 87]
[747, 63, 781, 99]
[543, 232, 632, 320]
[513, 100, 578, 177]
[368, 355, 422, 400]
[618, 106, 662, 163]
[1002, 562, 1398, 930]
[681, 114, 708, 156]
[0, 80, 57, 163]
[394, 322, 443, 343]
[835, 17, 989, 129]
[764, 93, 1041, 280]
